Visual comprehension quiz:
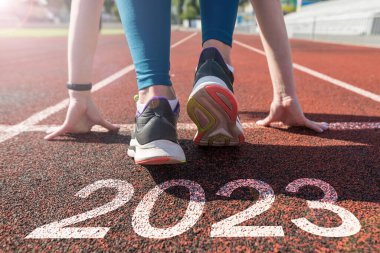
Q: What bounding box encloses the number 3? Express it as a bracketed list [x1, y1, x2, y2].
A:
[286, 178, 361, 237]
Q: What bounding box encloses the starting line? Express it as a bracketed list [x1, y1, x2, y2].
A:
[0, 122, 378, 133]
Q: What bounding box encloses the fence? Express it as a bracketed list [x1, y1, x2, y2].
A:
[285, 13, 380, 39]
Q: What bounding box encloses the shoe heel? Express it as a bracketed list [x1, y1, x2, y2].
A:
[187, 85, 244, 146]
[204, 85, 238, 121]
[187, 97, 216, 144]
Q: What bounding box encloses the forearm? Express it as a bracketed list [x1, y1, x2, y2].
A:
[251, 0, 297, 100]
[68, 0, 104, 84]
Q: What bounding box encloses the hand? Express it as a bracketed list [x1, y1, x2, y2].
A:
[257, 96, 329, 133]
[44, 91, 119, 140]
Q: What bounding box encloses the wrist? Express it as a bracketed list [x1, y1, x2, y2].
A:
[273, 92, 297, 102]
[68, 90, 92, 99]
[67, 83, 92, 91]
[272, 79, 297, 101]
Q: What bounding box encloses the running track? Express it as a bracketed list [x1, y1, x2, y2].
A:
[1, 30, 379, 252]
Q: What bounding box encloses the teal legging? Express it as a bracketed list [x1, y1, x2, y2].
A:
[116, 0, 239, 90]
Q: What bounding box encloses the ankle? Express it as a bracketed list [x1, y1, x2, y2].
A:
[138, 85, 176, 103]
[203, 39, 232, 66]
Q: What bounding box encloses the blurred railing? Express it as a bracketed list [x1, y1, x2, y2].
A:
[285, 14, 380, 39]
[234, 12, 257, 34]
[372, 16, 380, 34]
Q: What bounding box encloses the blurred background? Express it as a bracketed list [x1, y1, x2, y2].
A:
[0, 0, 379, 47]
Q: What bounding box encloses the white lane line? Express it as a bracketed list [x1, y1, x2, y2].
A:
[233, 40, 380, 103]
[0, 122, 378, 133]
[329, 122, 380, 130]
[0, 32, 197, 144]
[171, 32, 197, 49]
[0, 124, 193, 133]
[234, 40, 266, 56]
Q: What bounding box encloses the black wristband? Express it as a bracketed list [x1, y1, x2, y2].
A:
[67, 83, 92, 91]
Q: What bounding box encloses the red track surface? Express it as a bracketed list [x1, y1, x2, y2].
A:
[1, 31, 379, 252]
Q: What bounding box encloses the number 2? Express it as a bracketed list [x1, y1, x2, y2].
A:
[26, 179, 134, 239]
[210, 179, 284, 237]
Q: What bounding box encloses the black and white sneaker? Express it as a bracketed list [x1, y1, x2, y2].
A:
[187, 47, 244, 146]
[128, 97, 186, 165]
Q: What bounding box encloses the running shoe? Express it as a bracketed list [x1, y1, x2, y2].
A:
[128, 97, 186, 165]
[187, 47, 244, 146]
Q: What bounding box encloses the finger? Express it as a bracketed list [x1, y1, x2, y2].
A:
[305, 120, 324, 133]
[45, 126, 60, 134]
[313, 121, 329, 131]
[256, 115, 274, 127]
[44, 125, 68, 140]
[319, 122, 329, 130]
[270, 121, 287, 129]
[99, 119, 120, 133]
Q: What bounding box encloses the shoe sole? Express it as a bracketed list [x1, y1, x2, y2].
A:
[128, 139, 186, 165]
[187, 83, 244, 146]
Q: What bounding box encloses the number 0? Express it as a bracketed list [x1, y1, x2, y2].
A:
[132, 179, 205, 239]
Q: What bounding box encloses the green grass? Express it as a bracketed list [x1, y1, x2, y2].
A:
[0, 28, 124, 38]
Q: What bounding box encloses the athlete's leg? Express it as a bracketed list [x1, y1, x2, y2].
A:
[115, 0, 176, 103]
[115, 0, 185, 164]
[187, 0, 243, 146]
[200, 0, 239, 65]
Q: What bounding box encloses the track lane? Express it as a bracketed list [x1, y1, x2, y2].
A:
[234, 34, 380, 95]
